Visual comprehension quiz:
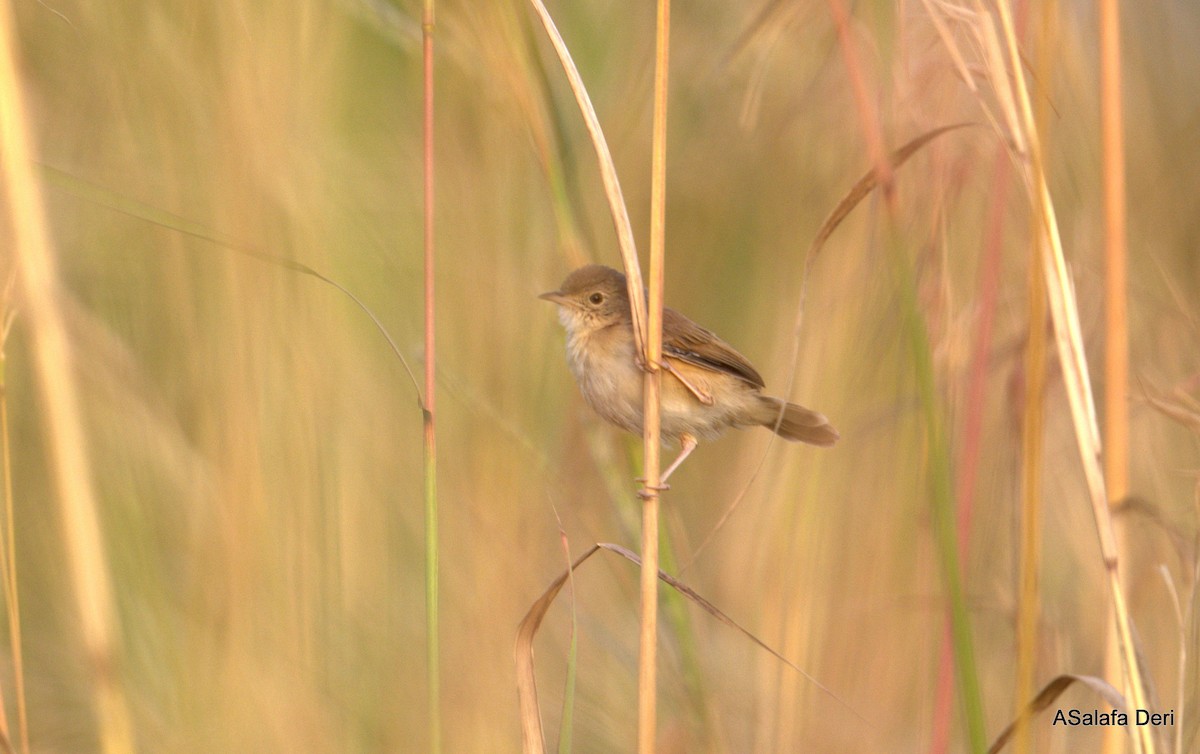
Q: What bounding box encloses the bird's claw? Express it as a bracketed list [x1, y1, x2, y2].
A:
[636, 478, 671, 499]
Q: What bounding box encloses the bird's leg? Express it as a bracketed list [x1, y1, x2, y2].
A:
[657, 360, 714, 406]
[661, 433, 698, 483]
[636, 433, 698, 498]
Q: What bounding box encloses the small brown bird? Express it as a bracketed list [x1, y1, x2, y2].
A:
[540, 265, 838, 482]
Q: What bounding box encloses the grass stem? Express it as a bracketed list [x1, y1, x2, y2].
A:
[0, 2, 133, 750]
[422, 0, 441, 750]
[638, 2, 671, 751]
[0, 306, 26, 754]
[1098, 0, 1130, 745]
[995, 1, 1153, 748]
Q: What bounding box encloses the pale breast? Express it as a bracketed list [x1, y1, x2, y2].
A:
[566, 325, 645, 434]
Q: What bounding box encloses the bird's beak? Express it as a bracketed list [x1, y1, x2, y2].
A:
[538, 290, 568, 305]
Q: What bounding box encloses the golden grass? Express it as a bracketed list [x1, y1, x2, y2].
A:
[0, 290, 23, 754]
[0, 0, 1196, 751]
[637, 0, 670, 749]
[0, 2, 132, 752]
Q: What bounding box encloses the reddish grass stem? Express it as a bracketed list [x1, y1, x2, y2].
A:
[422, 0, 440, 751]
[825, 0, 894, 206]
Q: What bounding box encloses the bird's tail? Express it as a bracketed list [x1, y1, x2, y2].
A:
[755, 396, 839, 446]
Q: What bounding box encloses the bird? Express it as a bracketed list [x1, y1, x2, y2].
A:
[540, 264, 838, 482]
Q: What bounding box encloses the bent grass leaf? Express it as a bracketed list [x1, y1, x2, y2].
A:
[38, 164, 424, 406]
[690, 123, 978, 571]
[807, 123, 975, 261]
[514, 542, 869, 754]
[986, 674, 1128, 754]
[524, 0, 647, 355]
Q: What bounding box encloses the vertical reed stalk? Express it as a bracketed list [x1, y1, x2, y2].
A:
[638, 3, 670, 751]
[1099, 0, 1128, 508]
[0, 2, 133, 751]
[1098, 0, 1129, 746]
[422, 0, 441, 750]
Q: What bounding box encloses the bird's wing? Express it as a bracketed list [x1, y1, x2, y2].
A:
[661, 307, 766, 388]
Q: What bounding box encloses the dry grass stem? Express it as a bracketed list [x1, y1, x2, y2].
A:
[0, 3, 133, 751]
[637, 1, 671, 751]
[992, 1, 1154, 750]
[525, 0, 648, 351]
[0, 300, 26, 754]
[1099, 0, 1131, 744]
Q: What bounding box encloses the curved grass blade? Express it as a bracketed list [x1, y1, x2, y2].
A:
[689, 122, 977, 569]
[987, 674, 1128, 754]
[524, 0, 648, 355]
[806, 123, 975, 261]
[37, 164, 424, 408]
[514, 542, 872, 753]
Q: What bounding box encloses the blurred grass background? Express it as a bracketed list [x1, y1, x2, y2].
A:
[2, 0, 1199, 751]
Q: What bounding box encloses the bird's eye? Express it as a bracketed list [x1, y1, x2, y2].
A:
[589, 292, 605, 305]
